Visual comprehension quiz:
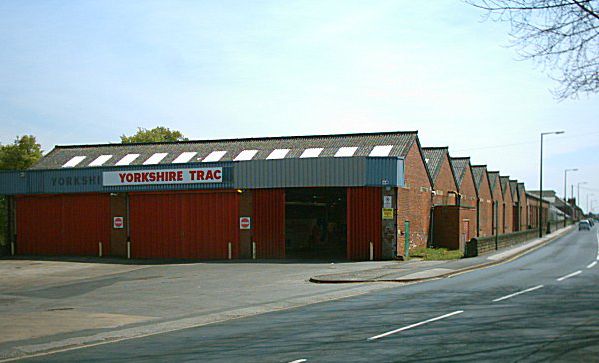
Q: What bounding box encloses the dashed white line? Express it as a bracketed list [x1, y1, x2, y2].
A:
[557, 270, 582, 281]
[492, 285, 544, 302]
[288, 359, 307, 363]
[586, 261, 597, 269]
[367, 310, 464, 341]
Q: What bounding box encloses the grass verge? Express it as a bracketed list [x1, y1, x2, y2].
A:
[410, 247, 463, 260]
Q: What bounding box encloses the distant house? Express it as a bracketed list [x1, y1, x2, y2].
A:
[500, 176, 514, 234]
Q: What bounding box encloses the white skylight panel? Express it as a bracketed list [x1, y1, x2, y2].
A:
[202, 150, 227, 162]
[88, 154, 113, 167]
[266, 149, 290, 160]
[143, 152, 168, 165]
[62, 156, 86, 168]
[300, 148, 324, 158]
[172, 152, 197, 164]
[369, 145, 393, 157]
[334, 147, 358, 157]
[115, 154, 140, 166]
[234, 150, 259, 161]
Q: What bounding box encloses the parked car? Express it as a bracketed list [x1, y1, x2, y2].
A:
[579, 220, 591, 231]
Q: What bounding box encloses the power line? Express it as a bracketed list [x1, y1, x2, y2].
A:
[452, 130, 599, 153]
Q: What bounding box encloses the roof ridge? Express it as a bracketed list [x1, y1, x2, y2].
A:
[54, 130, 420, 149]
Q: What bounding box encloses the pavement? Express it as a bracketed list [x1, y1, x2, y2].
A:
[0, 225, 575, 361]
[310, 225, 575, 283]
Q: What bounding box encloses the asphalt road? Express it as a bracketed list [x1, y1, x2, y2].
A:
[22, 227, 599, 363]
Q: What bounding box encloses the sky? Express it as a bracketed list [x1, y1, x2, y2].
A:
[0, 1, 598, 212]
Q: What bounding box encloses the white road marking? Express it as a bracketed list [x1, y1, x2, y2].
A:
[492, 285, 544, 302]
[288, 360, 307, 363]
[587, 261, 597, 269]
[367, 310, 464, 341]
[557, 270, 582, 281]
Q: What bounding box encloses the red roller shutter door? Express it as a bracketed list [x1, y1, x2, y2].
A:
[347, 187, 382, 260]
[253, 189, 285, 259]
[129, 191, 239, 259]
[16, 194, 110, 256]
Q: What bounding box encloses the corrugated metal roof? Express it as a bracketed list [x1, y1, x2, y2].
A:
[422, 147, 449, 184]
[471, 165, 486, 191]
[31, 131, 418, 170]
[450, 157, 470, 188]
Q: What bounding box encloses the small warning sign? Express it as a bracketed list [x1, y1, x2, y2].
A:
[382, 208, 394, 220]
[240, 217, 251, 230]
[113, 216, 124, 229]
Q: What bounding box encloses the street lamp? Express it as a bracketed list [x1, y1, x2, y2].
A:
[587, 193, 594, 213]
[539, 131, 564, 237]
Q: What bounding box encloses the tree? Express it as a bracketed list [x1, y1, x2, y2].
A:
[120, 127, 188, 143]
[0, 135, 43, 170]
[0, 135, 42, 249]
[469, 0, 599, 99]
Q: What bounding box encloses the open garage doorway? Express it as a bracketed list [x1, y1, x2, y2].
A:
[285, 188, 347, 259]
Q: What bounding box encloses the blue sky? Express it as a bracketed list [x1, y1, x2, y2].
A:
[1, 1, 598, 211]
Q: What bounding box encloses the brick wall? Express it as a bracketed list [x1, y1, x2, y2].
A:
[458, 166, 478, 239]
[397, 142, 432, 255]
[502, 183, 513, 234]
[432, 157, 458, 206]
[490, 178, 504, 235]
[477, 172, 493, 237]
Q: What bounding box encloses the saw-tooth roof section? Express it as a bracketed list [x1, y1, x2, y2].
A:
[500, 176, 511, 197]
[62, 156, 86, 168]
[30, 131, 418, 170]
[488, 171, 500, 192]
[510, 180, 519, 200]
[422, 147, 448, 184]
[450, 157, 470, 187]
[471, 165, 486, 191]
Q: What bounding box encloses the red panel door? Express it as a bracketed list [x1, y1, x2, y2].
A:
[16, 194, 110, 256]
[347, 187, 382, 260]
[129, 191, 239, 259]
[253, 189, 285, 259]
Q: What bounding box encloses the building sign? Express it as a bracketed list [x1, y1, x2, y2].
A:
[383, 196, 393, 209]
[113, 216, 124, 229]
[103, 167, 223, 186]
[382, 208, 394, 220]
[240, 217, 251, 230]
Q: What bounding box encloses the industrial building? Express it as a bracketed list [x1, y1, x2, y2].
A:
[0, 131, 437, 261]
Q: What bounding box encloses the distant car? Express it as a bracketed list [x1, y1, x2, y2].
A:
[579, 220, 591, 231]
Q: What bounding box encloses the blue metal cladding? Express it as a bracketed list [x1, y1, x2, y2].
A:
[0, 171, 28, 194]
[0, 157, 404, 195]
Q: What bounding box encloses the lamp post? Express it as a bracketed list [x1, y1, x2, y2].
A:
[563, 168, 577, 225]
[587, 193, 594, 213]
[539, 131, 564, 237]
